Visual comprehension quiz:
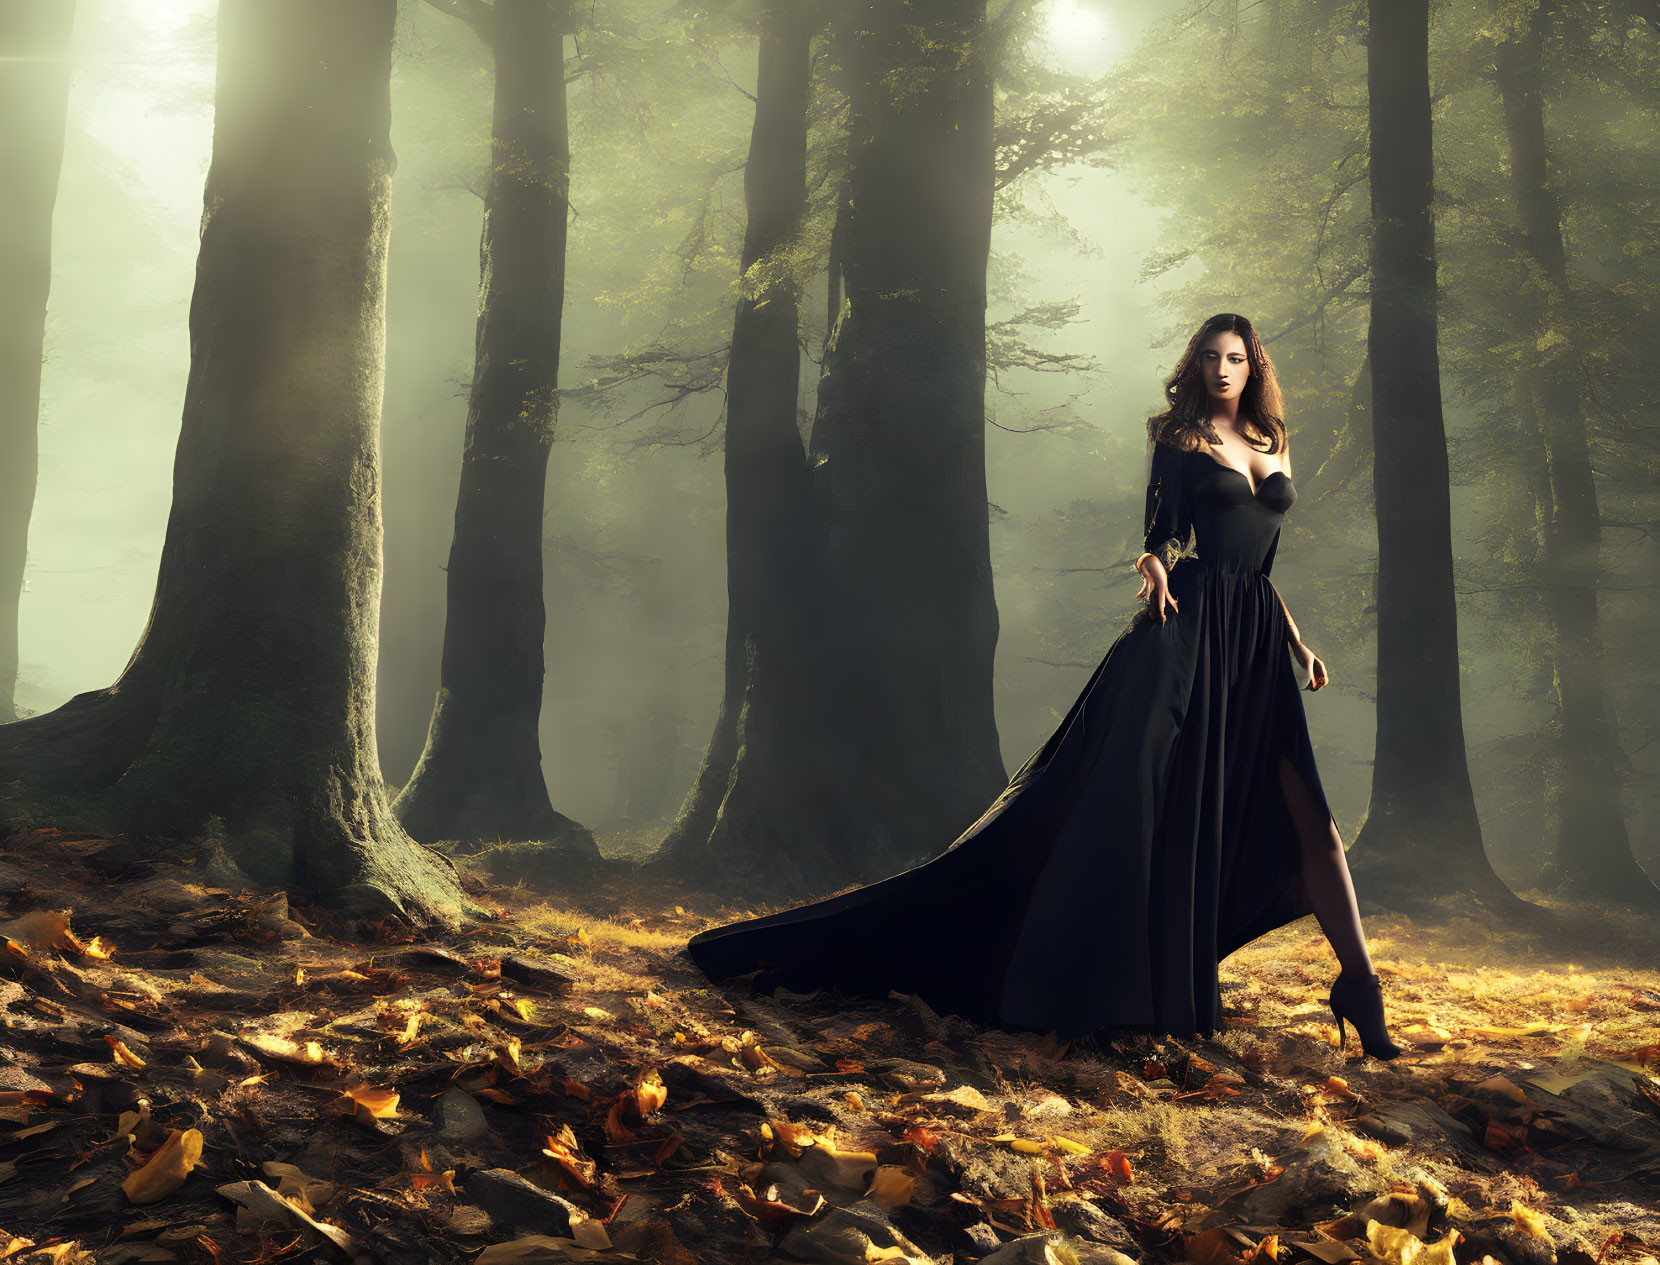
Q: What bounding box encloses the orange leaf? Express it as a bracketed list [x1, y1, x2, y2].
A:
[605, 1096, 639, 1145]
[349, 1086, 400, 1118]
[728, 1180, 824, 1230]
[901, 1124, 938, 1154]
[1484, 1120, 1529, 1152]
[81, 936, 114, 960]
[1185, 1228, 1244, 1265]
[105, 1035, 146, 1070]
[1103, 1150, 1134, 1185]
[634, 1069, 667, 1116]
[542, 1126, 598, 1189]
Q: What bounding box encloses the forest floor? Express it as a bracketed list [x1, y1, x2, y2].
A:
[1, 827, 1658, 1265]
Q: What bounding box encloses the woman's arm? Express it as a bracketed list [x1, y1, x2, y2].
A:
[1274, 581, 1303, 649]
[1140, 440, 1190, 575]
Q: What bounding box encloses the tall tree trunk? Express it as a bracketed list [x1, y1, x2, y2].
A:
[662, 0, 1005, 901]
[1345, 0, 1522, 912]
[1494, 3, 1658, 906]
[802, 0, 1005, 878]
[0, 0, 464, 925]
[393, 0, 595, 858]
[654, 0, 815, 877]
[0, 2, 75, 723]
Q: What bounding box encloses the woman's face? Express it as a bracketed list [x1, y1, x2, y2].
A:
[1197, 331, 1250, 403]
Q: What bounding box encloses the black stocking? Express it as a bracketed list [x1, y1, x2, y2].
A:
[1278, 754, 1374, 979]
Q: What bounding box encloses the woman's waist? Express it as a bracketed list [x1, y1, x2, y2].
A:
[1184, 554, 1271, 577]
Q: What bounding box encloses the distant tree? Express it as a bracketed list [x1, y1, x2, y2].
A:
[1344, 0, 1526, 913]
[395, 0, 598, 858]
[0, 2, 75, 722]
[654, 0, 816, 878]
[0, 0, 466, 924]
[1491, 0, 1660, 906]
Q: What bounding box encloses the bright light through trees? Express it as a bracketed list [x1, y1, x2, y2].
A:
[1040, 0, 1118, 76]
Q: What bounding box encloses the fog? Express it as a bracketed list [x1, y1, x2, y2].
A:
[16, 0, 1659, 888]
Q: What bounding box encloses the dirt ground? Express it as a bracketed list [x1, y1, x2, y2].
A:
[1, 826, 1657, 1265]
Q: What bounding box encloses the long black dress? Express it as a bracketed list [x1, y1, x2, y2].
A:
[685, 439, 1333, 1039]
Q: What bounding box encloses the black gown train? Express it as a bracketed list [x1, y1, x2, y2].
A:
[686, 440, 1334, 1038]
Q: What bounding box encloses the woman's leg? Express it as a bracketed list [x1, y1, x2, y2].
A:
[1278, 755, 1374, 977]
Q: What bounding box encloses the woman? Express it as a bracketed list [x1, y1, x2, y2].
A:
[686, 313, 1401, 1060]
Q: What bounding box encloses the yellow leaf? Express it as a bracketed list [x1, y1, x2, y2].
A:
[1466, 1023, 1561, 1039]
[1398, 1023, 1451, 1048]
[1367, 1222, 1460, 1265]
[1508, 1202, 1549, 1240]
[122, 1128, 204, 1204]
[989, 1134, 1043, 1154]
[865, 1165, 914, 1210]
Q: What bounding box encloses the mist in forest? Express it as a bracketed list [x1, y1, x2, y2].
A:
[8, 0, 1658, 898]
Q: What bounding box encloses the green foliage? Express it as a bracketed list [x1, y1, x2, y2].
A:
[1101, 0, 1660, 874]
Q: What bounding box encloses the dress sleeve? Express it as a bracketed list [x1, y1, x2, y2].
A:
[1261, 525, 1280, 579]
[1143, 441, 1191, 573]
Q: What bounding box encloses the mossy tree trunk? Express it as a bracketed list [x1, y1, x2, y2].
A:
[0, 0, 466, 925]
[0, 2, 75, 722]
[660, 0, 1005, 903]
[799, 0, 1006, 884]
[654, 0, 816, 880]
[1346, 0, 1524, 913]
[1494, 5, 1658, 907]
[393, 0, 596, 860]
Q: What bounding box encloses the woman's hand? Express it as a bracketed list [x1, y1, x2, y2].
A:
[1293, 641, 1328, 691]
[1134, 554, 1179, 624]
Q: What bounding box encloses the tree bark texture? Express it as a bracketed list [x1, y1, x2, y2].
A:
[801, 0, 1006, 883]
[393, 0, 597, 858]
[1494, 3, 1657, 905]
[0, 0, 464, 925]
[656, 0, 815, 878]
[1346, 0, 1519, 910]
[0, 1, 75, 722]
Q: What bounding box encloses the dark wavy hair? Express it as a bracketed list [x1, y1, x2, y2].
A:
[1145, 313, 1286, 454]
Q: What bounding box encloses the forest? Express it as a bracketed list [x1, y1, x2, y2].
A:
[0, 0, 1657, 1263]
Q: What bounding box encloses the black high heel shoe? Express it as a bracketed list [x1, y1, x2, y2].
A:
[1328, 970, 1403, 1060]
